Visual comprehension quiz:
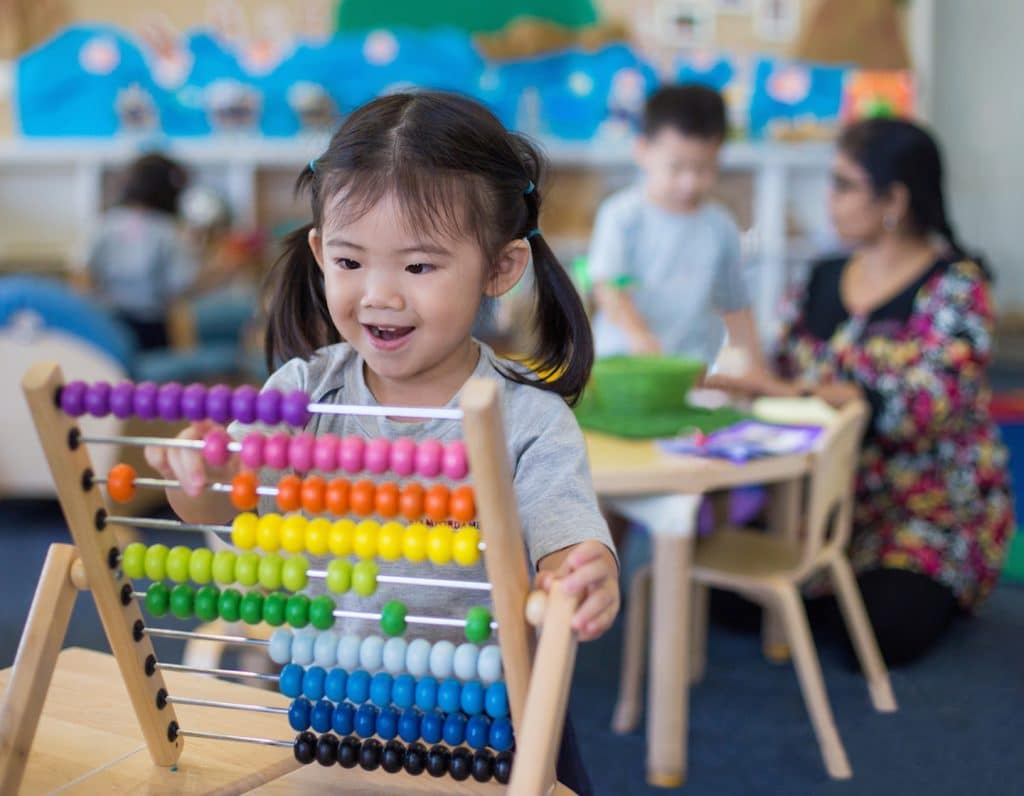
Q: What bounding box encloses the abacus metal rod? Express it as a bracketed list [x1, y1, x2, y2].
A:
[132, 593, 499, 631]
[81, 434, 208, 449]
[307, 402, 463, 420]
[156, 661, 280, 682]
[107, 515, 231, 535]
[144, 627, 270, 646]
[175, 728, 292, 748]
[166, 695, 288, 715]
[306, 570, 492, 592]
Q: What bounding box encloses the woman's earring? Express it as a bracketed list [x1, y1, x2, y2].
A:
[883, 213, 900, 231]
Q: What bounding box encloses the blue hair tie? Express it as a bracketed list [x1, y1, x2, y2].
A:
[527, 229, 541, 239]
[309, 159, 317, 173]
[524, 180, 535, 196]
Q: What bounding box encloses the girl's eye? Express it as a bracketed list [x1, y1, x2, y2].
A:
[335, 258, 361, 270]
[406, 263, 435, 275]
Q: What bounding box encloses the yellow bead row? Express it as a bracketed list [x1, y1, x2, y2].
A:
[230, 512, 481, 567]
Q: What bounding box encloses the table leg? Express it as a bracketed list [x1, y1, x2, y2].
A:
[646, 531, 693, 788]
[763, 479, 802, 662]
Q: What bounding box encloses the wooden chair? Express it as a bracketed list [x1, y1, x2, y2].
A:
[615, 401, 896, 779]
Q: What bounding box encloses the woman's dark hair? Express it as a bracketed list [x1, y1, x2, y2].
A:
[119, 153, 188, 215]
[264, 91, 594, 404]
[838, 118, 987, 274]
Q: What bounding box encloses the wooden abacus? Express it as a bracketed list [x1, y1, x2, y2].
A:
[0, 362, 581, 795]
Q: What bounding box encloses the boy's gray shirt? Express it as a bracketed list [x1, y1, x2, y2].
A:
[232, 341, 613, 643]
[588, 184, 751, 363]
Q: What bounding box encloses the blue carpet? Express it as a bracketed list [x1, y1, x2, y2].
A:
[1, 498, 1021, 795]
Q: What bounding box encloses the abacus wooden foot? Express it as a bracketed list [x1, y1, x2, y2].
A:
[1, 363, 583, 795]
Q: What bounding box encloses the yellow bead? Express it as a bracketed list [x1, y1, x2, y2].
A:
[305, 518, 331, 556]
[403, 522, 429, 563]
[452, 526, 481, 567]
[427, 524, 454, 566]
[257, 513, 283, 552]
[231, 512, 259, 550]
[329, 519, 356, 557]
[281, 514, 308, 554]
[353, 520, 380, 560]
[378, 521, 405, 561]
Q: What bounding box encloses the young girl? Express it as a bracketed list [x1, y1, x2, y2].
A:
[146, 91, 618, 793]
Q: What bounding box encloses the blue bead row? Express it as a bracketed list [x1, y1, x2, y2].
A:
[278, 663, 509, 719]
[286, 699, 514, 752]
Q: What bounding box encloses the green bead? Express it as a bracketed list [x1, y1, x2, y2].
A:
[218, 588, 242, 622]
[144, 582, 170, 616]
[380, 600, 407, 637]
[212, 550, 237, 586]
[143, 544, 169, 580]
[194, 585, 221, 621]
[189, 548, 214, 584]
[240, 591, 265, 625]
[282, 556, 309, 592]
[352, 561, 379, 597]
[286, 594, 310, 628]
[165, 546, 193, 583]
[170, 584, 195, 619]
[326, 559, 352, 594]
[263, 592, 288, 626]
[258, 553, 284, 591]
[235, 552, 261, 586]
[122, 543, 147, 579]
[464, 606, 492, 643]
[309, 596, 336, 630]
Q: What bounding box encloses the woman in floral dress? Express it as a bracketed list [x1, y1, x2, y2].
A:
[769, 119, 1015, 665]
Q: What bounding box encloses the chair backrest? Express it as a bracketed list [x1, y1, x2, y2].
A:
[796, 400, 870, 576]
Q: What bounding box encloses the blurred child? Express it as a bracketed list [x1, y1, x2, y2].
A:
[588, 83, 765, 373]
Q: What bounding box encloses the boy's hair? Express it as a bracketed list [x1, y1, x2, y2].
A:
[264, 91, 594, 404]
[119, 153, 188, 216]
[643, 83, 727, 142]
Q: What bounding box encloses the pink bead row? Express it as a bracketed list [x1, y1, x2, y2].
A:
[201, 429, 469, 480]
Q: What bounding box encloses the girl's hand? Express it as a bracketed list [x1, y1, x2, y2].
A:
[814, 380, 862, 409]
[144, 420, 230, 497]
[536, 541, 620, 642]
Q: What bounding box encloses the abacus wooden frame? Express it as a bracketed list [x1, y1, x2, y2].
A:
[0, 362, 580, 796]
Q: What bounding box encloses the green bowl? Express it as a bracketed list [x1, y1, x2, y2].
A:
[588, 355, 706, 413]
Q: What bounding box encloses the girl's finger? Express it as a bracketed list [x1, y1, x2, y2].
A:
[579, 601, 620, 642]
[571, 588, 617, 632]
[566, 541, 603, 569]
[561, 558, 612, 596]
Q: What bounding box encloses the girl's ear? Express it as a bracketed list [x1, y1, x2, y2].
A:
[485, 238, 531, 298]
[308, 227, 325, 272]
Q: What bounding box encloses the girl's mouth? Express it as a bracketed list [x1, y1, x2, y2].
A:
[364, 324, 414, 349]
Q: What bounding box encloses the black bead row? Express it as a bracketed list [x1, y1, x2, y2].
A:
[292, 730, 512, 784]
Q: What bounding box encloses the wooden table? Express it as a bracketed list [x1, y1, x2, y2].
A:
[0, 648, 501, 794]
[584, 431, 812, 788]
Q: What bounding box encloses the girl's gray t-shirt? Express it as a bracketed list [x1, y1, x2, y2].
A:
[233, 341, 613, 642]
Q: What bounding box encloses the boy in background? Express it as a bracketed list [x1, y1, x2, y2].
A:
[588, 83, 764, 372]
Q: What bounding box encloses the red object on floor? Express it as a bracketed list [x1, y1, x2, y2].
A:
[991, 391, 1024, 422]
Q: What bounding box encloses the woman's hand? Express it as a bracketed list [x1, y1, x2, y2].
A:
[702, 369, 806, 399]
[536, 541, 620, 642]
[814, 380, 863, 408]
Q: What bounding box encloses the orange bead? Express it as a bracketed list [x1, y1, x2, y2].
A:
[276, 474, 302, 512]
[325, 478, 350, 515]
[350, 479, 376, 517]
[399, 482, 424, 521]
[375, 481, 399, 518]
[301, 475, 327, 514]
[107, 463, 136, 503]
[450, 484, 476, 524]
[424, 484, 450, 523]
[231, 471, 259, 511]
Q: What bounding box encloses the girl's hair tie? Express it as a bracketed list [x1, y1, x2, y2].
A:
[527, 229, 541, 239]
[309, 159, 317, 173]
[523, 180, 535, 196]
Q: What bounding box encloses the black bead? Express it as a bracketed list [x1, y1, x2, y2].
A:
[449, 746, 472, 782]
[359, 738, 383, 771]
[381, 740, 405, 773]
[472, 749, 495, 783]
[404, 742, 427, 776]
[494, 751, 513, 785]
[426, 744, 450, 778]
[316, 733, 339, 766]
[293, 731, 317, 765]
[338, 736, 361, 769]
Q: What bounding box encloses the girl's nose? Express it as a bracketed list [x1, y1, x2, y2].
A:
[359, 271, 405, 311]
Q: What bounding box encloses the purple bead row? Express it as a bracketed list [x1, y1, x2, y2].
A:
[59, 381, 311, 428]
[233, 432, 469, 480]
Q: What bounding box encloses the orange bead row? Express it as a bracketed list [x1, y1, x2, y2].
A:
[230, 472, 475, 524]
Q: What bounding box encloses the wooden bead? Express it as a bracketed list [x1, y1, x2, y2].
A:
[276, 474, 302, 512]
[450, 485, 475, 523]
[300, 475, 326, 514]
[424, 484, 450, 523]
[325, 478, 350, 515]
[230, 471, 259, 511]
[106, 463, 136, 503]
[374, 481, 399, 518]
[525, 590, 547, 627]
[399, 483, 424, 521]
[350, 479, 376, 517]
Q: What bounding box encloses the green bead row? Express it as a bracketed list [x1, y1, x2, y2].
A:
[143, 582, 337, 630]
[122, 543, 380, 596]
